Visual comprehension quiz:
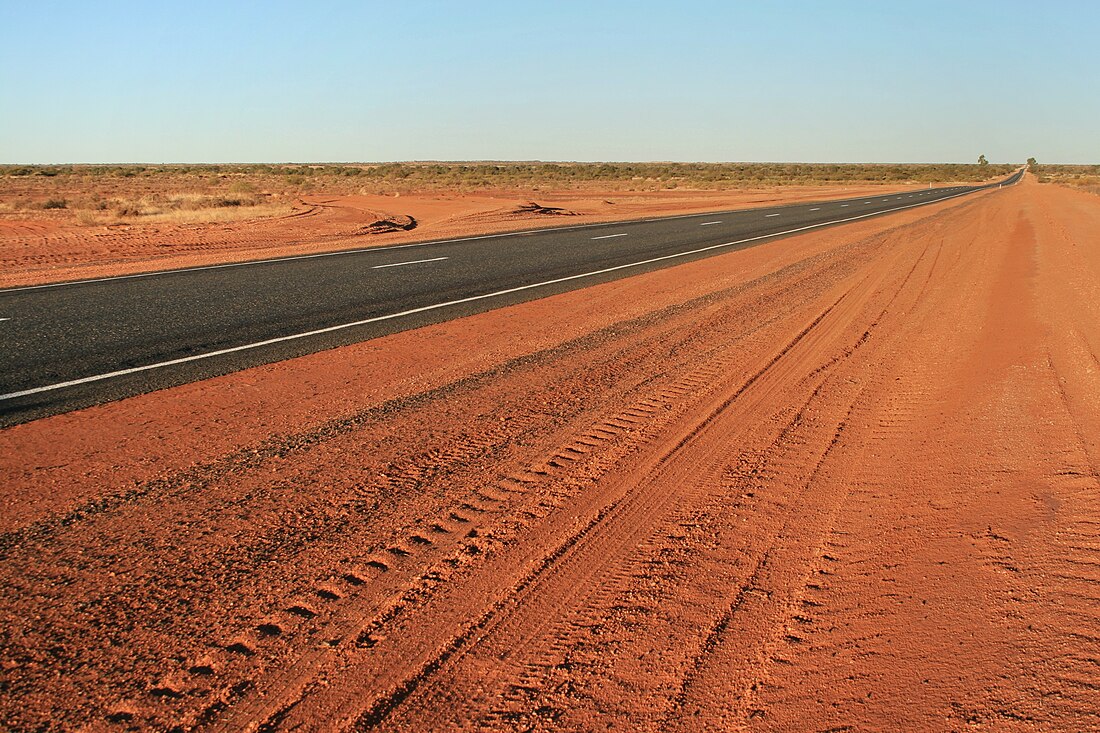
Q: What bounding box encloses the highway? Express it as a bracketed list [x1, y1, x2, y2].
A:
[0, 170, 1022, 425]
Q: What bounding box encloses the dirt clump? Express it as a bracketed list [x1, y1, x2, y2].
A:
[511, 202, 577, 216]
[355, 214, 417, 235]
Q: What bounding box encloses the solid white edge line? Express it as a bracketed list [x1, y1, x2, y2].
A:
[0, 187, 985, 403]
[592, 233, 628, 240]
[371, 256, 448, 269]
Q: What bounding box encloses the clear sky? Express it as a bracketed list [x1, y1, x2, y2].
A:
[1, 1, 1096, 164]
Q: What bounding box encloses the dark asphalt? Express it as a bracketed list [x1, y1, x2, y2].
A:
[0, 170, 1023, 425]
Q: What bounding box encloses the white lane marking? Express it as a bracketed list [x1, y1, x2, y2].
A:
[592, 233, 628, 240]
[864, 201, 872, 204]
[0, 317, 9, 322]
[765, 213, 781, 217]
[371, 256, 448, 270]
[699, 221, 722, 226]
[840, 204, 849, 207]
[0, 187, 981, 405]
[809, 208, 821, 211]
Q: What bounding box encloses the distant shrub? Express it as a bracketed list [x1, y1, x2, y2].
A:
[42, 198, 67, 209]
[116, 204, 142, 217]
[228, 181, 256, 194]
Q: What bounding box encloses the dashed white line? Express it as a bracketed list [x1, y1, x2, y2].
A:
[840, 204, 849, 207]
[809, 208, 821, 211]
[0, 318, 10, 322]
[592, 233, 629, 240]
[765, 213, 781, 217]
[699, 221, 722, 226]
[0, 186, 980, 404]
[371, 256, 449, 269]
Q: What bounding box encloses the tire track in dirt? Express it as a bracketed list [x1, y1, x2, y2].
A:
[739, 187, 1100, 731]
[276, 223, 923, 730]
[4, 214, 898, 730]
[212, 293, 860, 731]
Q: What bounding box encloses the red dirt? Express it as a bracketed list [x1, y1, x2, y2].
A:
[2, 177, 1098, 731]
[1, 183, 944, 288]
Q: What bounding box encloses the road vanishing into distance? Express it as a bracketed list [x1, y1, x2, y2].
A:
[0, 170, 1022, 425]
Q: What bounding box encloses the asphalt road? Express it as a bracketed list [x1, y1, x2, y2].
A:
[0, 170, 1023, 425]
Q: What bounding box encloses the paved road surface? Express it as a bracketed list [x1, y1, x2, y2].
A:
[0, 171, 1023, 425]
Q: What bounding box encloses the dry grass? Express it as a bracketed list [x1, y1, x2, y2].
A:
[1036, 164, 1100, 196]
[0, 185, 297, 226]
[74, 200, 297, 226]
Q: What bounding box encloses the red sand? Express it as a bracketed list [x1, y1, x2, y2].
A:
[1, 177, 1098, 730]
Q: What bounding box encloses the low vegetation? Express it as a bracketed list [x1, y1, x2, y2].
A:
[0, 162, 1019, 226]
[1033, 164, 1100, 195]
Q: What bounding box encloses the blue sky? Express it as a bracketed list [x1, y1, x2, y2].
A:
[1, 1, 1096, 163]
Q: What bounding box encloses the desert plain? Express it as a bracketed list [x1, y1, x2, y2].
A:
[2, 164, 1099, 731]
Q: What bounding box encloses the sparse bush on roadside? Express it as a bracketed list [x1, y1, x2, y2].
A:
[42, 198, 67, 209]
[1, 161, 1018, 194]
[1032, 164, 1100, 194]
